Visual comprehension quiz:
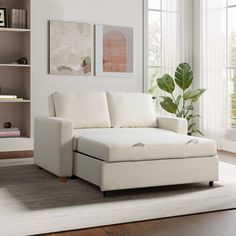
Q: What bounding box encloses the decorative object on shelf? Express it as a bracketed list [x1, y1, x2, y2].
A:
[95, 24, 134, 78]
[9, 9, 27, 29]
[0, 126, 21, 137]
[49, 20, 93, 76]
[156, 62, 206, 135]
[3, 122, 12, 128]
[17, 57, 28, 64]
[0, 7, 7, 28]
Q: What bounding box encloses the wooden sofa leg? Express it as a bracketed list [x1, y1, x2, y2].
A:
[209, 181, 214, 187]
[103, 191, 107, 197]
[60, 177, 69, 182]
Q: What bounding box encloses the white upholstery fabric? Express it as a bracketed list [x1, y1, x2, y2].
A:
[157, 116, 188, 135]
[107, 92, 157, 128]
[34, 117, 73, 177]
[73, 128, 217, 162]
[34, 91, 218, 191]
[53, 92, 111, 128]
[74, 153, 219, 191]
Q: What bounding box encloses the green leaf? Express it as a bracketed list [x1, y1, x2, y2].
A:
[160, 96, 173, 103]
[157, 74, 175, 94]
[188, 123, 197, 131]
[185, 104, 194, 112]
[186, 114, 200, 121]
[192, 129, 204, 136]
[177, 110, 184, 117]
[174, 63, 193, 91]
[176, 95, 182, 106]
[148, 85, 158, 94]
[192, 89, 206, 102]
[183, 89, 206, 101]
[177, 107, 186, 117]
[160, 99, 178, 114]
[183, 104, 194, 118]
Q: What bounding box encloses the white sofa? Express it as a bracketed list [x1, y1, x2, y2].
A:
[34, 91, 218, 194]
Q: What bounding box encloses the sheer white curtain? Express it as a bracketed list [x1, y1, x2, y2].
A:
[158, 0, 192, 115]
[199, 0, 226, 148]
[161, 0, 192, 75]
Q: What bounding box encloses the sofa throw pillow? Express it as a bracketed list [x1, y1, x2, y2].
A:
[107, 92, 157, 128]
[53, 92, 111, 128]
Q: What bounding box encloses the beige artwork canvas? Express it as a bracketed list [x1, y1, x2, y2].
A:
[49, 20, 93, 76]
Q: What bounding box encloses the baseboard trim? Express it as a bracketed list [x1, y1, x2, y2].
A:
[222, 139, 236, 154]
[0, 150, 33, 159]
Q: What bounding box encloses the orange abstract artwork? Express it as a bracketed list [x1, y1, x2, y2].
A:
[103, 30, 127, 72]
[95, 25, 133, 77]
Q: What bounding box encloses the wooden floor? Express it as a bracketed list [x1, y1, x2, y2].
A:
[43, 151, 236, 236]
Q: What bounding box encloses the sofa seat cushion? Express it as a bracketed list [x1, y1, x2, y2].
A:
[72, 128, 217, 163]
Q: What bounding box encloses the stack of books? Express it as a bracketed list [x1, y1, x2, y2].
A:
[9, 9, 27, 29]
[0, 95, 23, 101]
[0, 127, 21, 138]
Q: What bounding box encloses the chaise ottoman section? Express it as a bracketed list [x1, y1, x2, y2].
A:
[73, 128, 217, 163]
[73, 152, 219, 191]
[72, 128, 218, 191]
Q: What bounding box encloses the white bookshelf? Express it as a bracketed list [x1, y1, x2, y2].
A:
[0, 0, 32, 151]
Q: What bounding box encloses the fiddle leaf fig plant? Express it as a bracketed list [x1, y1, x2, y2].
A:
[156, 63, 205, 135]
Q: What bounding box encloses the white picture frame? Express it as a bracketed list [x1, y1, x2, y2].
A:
[95, 24, 134, 78]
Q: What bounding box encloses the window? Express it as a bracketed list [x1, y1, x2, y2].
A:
[148, 0, 161, 95]
[227, 2, 236, 128]
[147, 0, 180, 98]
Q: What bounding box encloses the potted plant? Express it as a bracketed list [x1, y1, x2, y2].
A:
[156, 62, 205, 135]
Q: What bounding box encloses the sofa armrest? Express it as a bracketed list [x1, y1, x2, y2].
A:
[157, 116, 188, 135]
[34, 117, 73, 177]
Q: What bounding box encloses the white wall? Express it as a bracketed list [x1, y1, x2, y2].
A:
[31, 0, 144, 120]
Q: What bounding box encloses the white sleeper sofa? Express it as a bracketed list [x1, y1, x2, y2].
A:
[34, 91, 218, 194]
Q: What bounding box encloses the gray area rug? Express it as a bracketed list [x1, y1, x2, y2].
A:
[0, 162, 236, 236]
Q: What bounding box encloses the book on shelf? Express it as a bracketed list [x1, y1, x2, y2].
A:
[9, 9, 27, 29]
[0, 127, 19, 132]
[0, 130, 21, 138]
[0, 98, 23, 100]
[0, 95, 24, 101]
[0, 95, 17, 99]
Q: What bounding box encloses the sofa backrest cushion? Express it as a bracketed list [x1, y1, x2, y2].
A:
[53, 92, 111, 128]
[107, 92, 157, 128]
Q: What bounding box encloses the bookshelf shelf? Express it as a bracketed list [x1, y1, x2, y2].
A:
[0, 136, 31, 139]
[0, 0, 32, 152]
[0, 64, 31, 67]
[0, 100, 31, 103]
[0, 137, 33, 151]
[0, 28, 30, 33]
[0, 64, 30, 68]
